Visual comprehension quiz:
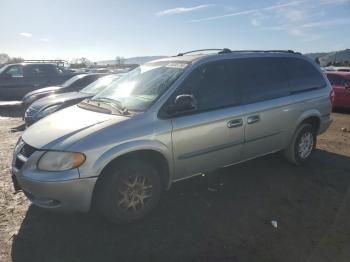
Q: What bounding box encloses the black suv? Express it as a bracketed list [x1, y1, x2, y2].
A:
[0, 63, 75, 101]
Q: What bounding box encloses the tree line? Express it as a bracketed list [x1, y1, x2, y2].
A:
[0, 53, 127, 68]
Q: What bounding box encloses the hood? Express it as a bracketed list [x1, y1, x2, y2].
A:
[25, 86, 62, 98]
[22, 105, 125, 149]
[30, 92, 90, 111]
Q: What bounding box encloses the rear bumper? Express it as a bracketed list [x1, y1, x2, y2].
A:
[318, 114, 332, 135]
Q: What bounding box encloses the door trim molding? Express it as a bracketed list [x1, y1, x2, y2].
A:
[245, 130, 282, 143]
[178, 140, 243, 160]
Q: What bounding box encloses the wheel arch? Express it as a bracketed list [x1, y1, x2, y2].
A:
[295, 110, 321, 134]
[93, 140, 174, 191]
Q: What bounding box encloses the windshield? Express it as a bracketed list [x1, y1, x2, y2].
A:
[92, 61, 189, 112]
[61, 74, 86, 88]
[0, 65, 8, 75]
[80, 75, 121, 95]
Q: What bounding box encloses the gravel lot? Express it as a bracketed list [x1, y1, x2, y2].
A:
[1, 106, 350, 262]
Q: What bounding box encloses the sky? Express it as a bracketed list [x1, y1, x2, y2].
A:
[0, 0, 349, 61]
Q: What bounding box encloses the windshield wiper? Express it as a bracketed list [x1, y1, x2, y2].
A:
[78, 100, 112, 114]
[92, 97, 130, 116]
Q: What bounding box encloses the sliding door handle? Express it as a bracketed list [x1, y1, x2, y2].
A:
[227, 119, 243, 128]
[247, 115, 260, 124]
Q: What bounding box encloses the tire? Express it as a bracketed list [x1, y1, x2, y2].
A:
[284, 123, 317, 165]
[95, 160, 161, 224]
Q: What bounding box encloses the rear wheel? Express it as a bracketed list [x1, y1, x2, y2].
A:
[96, 160, 161, 224]
[284, 123, 317, 165]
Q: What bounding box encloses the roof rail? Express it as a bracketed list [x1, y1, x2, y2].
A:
[229, 50, 296, 54]
[176, 48, 232, 56]
[176, 49, 300, 57]
[23, 59, 69, 66]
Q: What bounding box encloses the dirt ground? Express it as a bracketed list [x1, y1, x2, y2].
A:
[1, 106, 350, 262]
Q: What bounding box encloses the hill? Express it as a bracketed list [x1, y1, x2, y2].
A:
[305, 49, 350, 66]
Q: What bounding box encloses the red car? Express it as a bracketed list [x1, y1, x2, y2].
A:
[326, 71, 350, 109]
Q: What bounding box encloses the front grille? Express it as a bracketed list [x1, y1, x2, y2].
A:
[15, 157, 25, 169]
[20, 143, 37, 158]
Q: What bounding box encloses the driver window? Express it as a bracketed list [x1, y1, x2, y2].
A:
[5, 65, 23, 78]
[180, 62, 237, 112]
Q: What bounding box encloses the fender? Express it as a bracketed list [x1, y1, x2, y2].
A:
[295, 109, 321, 127]
[93, 140, 174, 188]
[289, 109, 321, 138]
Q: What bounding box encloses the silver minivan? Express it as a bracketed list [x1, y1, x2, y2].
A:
[12, 49, 333, 223]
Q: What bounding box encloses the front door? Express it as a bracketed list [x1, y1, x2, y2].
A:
[0, 65, 27, 100]
[170, 61, 244, 180]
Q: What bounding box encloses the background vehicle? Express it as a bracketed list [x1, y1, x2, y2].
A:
[0, 62, 75, 101]
[22, 73, 105, 107]
[334, 67, 350, 72]
[12, 49, 332, 224]
[326, 71, 350, 109]
[24, 74, 123, 126]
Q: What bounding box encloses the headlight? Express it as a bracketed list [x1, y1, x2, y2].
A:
[37, 104, 62, 119]
[14, 137, 23, 152]
[38, 151, 86, 171]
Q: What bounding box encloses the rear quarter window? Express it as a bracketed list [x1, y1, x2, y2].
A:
[284, 58, 326, 93]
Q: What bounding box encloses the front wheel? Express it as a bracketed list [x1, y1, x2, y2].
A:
[284, 123, 317, 165]
[95, 160, 161, 224]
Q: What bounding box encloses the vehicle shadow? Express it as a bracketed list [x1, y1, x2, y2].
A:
[333, 107, 350, 115]
[11, 149, 350, 262]
[0, 104, 24, 118]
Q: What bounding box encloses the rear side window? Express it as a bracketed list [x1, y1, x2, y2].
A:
[179, 61, 238, 112]
[284, 58, 326, 93]
[38, 64, 58, 75]
[24, 64, 56, 78]
[230, 58, 289, 104]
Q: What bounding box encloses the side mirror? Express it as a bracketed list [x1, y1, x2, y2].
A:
[166, 94, 197, 115]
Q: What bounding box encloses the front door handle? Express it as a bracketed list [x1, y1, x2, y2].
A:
[247, 115, 260, 124]
[227, 119, 243, 128]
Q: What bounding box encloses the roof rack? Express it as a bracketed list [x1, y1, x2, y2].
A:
[176, 48, 232, 56]
[23, 59, 69, 67]
[176, 49, 299, 56]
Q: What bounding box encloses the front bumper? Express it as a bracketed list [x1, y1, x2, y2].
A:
[12, 143, 97, 212]
[13, 171, 97, 212]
